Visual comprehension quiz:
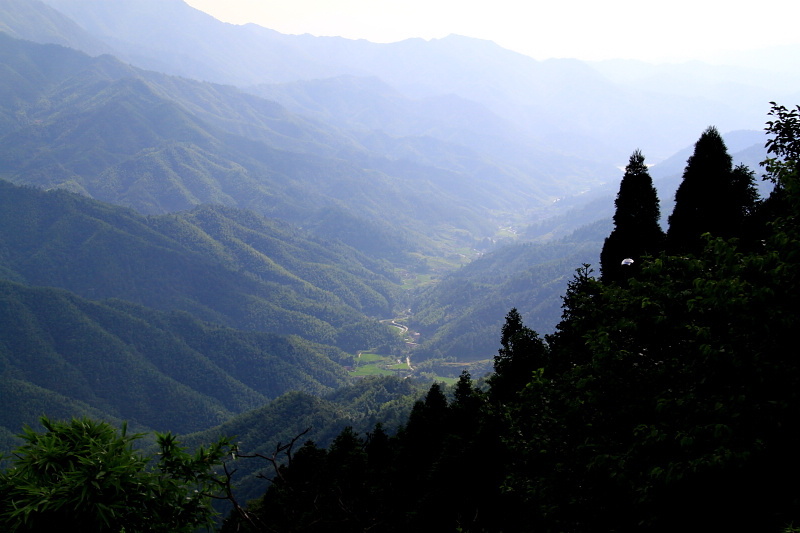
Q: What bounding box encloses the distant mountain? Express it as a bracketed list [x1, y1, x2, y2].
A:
[25, 0, 788, 165]
[0, 33, 614, 259]
[5, 0, 785, 234]
[248, 74, 603, 198]
[0, 0, 110, 55]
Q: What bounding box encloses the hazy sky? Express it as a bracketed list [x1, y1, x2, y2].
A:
[183, 0, 798, 62]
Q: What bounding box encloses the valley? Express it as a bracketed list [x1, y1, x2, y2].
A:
[0, 0, 777, 439]
[0, 2, 798, 528]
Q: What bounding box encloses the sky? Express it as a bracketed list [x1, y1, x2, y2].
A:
[183, 0, 800, 63]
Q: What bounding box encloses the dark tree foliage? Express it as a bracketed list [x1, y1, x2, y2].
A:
[760, 102, 800, 225]
[500, 106, 800, 531]
[488, 308, 548, 403]
[600, 149, 665, 283]
[667, 126, 759, 254]
[226, 106, 800, 533]
[226, 378, 517, 532]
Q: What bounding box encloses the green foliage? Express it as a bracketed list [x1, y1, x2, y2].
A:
[497, 108, 800, 530]
[178, 376, 422, 509]
[229, 107, 800, 532]
[0, 416, 234, 532]
[226, 375, 520, 532]
[763, 102, 800, 211]
[488, 308, 548, 403]
[0, 179, 398, 349]
[0, 279, 351, 439]
[335, 319, 402, 353]
[409, 225, 605, 361]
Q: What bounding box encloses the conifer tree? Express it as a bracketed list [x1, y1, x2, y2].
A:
[489, 308, 548, 403]
[600, 149, 665, 283]
[667, 126, 758, 254]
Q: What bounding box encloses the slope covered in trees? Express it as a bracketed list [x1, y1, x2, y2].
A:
[0, 32, 611, 262]
[408, 219, 609, 361]
[0, 278, 353, 437]
[0, 177, 415, 442]
[0, 180, 399, 347]
[224, 106, 800, 531]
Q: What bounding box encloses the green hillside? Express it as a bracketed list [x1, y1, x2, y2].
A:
[180, 375, 424, 505]
[0, 180, 399, 347]
[409, 219, 610, 361]
[0, 33, 600, 262]
[0, 279, 352, 437]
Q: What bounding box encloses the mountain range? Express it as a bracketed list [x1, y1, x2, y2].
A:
[0, 0, 792, 452]
[8, 0, 794, 164]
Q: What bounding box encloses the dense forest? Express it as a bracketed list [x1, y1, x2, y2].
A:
[215, 104, 800, 532]
[1, 1, 799, 531]
[0, 25, 625, 447]
[3, 103, 797, 531]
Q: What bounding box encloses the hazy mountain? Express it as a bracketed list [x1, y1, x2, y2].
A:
[26, 0, 788, 166]
[0, 0, 110, 55]
[248, 74, 606, 196]
[0, 34, 616, 260]
[5, 0, 784, 225]
[589, 59, 797, 151]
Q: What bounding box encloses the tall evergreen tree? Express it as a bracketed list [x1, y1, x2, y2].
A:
[667, 126, 758, 254]
[600, 149, 665, 283]
[488, 308, 548, 403]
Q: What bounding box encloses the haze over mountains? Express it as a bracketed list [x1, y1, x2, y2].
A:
[6, 0, 792, 163]
[0, 0, 793, 449]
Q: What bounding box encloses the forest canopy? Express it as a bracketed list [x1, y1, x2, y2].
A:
[220, 103, 800, 532]
[3, 102, 799, 531]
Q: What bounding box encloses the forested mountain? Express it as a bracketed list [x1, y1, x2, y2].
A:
[180, 375, 425, 506]
[216, 103, 800, 533]
[0, 31, 610, 260]
[1, 2, 799, 529]
[10, 0, 788, 165]
[0, 180, 399, 345]
[0, 176, 417, 443]
[0, 278, 352, 438]
[408, 219, 610, 361]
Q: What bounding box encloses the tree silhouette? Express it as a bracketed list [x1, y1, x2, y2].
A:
[667, 126, 758, 254]
[489, 308, 548, 403]
[600, 149, 665, 283]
